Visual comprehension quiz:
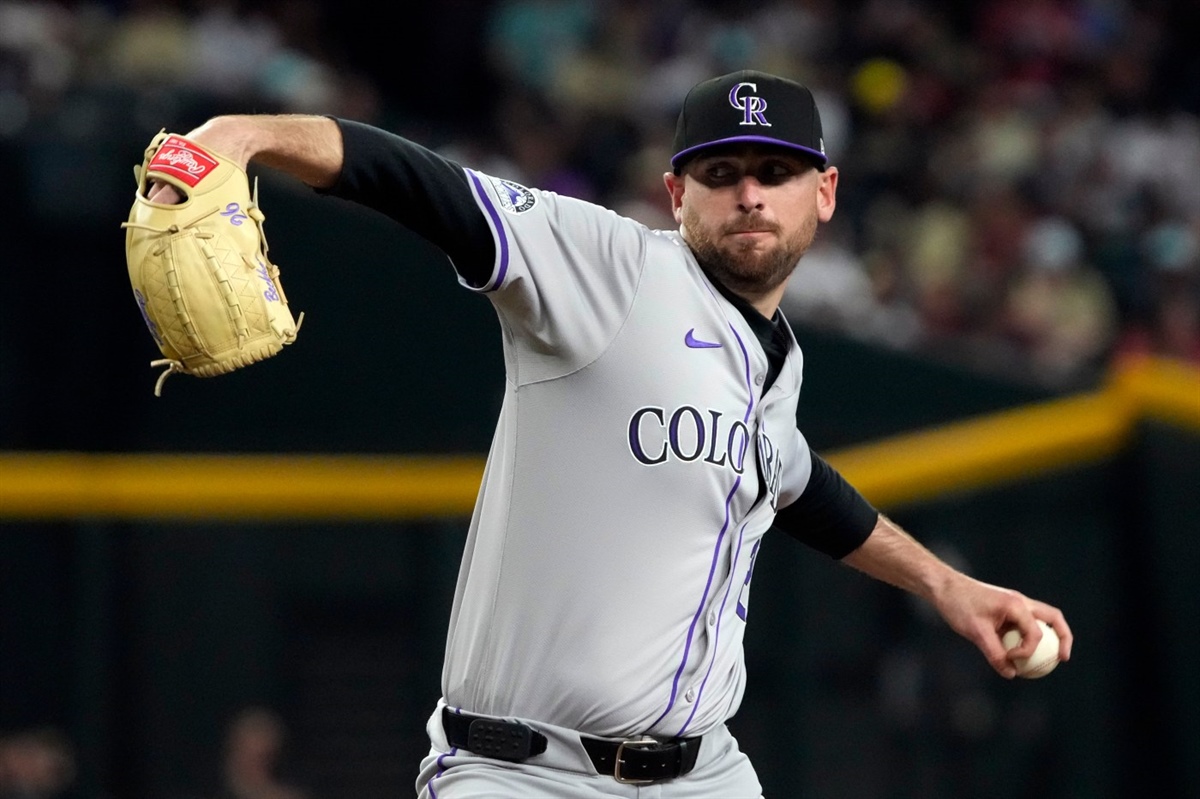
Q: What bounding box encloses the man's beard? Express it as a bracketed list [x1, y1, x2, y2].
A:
[683, 206, 817, 298]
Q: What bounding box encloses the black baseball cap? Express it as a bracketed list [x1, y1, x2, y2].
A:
[671, 70, 827, 173]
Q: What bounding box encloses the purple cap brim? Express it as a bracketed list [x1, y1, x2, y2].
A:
[670, 135, 827, 170]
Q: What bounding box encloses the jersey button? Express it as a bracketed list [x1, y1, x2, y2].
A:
[707, 610, 717, 626]
[754, 373, 764, 386]
[685, 687, 696, 703]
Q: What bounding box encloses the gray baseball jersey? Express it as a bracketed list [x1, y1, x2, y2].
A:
[441, 170, 815, 740]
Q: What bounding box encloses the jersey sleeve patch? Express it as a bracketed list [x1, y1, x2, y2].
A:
[490, 177, 538, 214]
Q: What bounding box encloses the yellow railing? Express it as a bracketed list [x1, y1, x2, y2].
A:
[0, 357, 1196, 520]
[0, 452, 483, 521]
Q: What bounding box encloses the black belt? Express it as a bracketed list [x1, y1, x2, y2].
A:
[441, 708, 702, 784]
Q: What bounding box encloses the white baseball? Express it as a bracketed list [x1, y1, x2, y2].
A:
[1002, 619, 1060, 678]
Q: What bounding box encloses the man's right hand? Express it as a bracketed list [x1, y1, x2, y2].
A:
[142, 116, 254, 205]
[147, 181, 183, 204]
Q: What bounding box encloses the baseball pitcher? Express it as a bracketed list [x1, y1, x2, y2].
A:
[131, 70, 1073, 798]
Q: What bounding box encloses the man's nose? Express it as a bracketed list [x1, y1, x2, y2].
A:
[736, 177, 765, 211]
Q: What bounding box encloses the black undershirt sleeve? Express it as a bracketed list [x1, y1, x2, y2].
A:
[317, 118, 497, 288]
[773, 452, 879, 559]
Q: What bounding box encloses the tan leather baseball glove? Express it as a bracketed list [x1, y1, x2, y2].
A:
[122, 131, 303, 396]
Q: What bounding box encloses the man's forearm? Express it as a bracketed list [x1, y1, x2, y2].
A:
[186, 114, 344, 189]
[840, 514, 959, 604]
[841, 513, 1072, 676]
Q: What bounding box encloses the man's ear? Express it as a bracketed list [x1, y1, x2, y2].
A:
[817, 166, 839, 223]
[663, 171, 685, 223]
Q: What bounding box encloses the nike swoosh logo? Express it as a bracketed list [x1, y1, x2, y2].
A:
[685, 329, 722, 349]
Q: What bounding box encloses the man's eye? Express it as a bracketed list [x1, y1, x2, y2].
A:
[760, 163, 794, 182]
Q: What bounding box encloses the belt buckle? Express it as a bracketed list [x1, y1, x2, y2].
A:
[613, 736, 658, 785]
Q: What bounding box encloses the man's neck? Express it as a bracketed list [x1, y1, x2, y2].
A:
[738, 285, 788, 320]
[696, 263, 788, 321]
[700, 268, 786, 328]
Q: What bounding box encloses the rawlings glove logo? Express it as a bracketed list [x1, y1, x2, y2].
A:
[148, 136, 219, 188]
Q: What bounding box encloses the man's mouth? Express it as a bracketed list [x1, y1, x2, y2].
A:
[725, 219, 777, 236]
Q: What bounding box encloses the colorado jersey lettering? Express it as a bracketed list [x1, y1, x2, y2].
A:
[627, 405, 752, 473]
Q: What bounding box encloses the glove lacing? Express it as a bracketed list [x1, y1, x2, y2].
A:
[149, 358, 183, 397]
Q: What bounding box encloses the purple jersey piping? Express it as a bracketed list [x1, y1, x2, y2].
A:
[466, 169, 510, 291]
[427, 746, 457, 799]
[676, 522, 747, 736]
[427, 706, 463, 799]
[648, 475, 741, 731]
[650, 320, 755, 731]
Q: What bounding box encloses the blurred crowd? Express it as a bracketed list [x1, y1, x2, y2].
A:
[0, 708, 308, 799]
[0, 727, 74, 799]
[2, 0, 1199, 389]
[209, 708, 308, 799]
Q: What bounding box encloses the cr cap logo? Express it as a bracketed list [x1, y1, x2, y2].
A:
[491, 178, 538, 214]
[729, 82, 771, 127]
